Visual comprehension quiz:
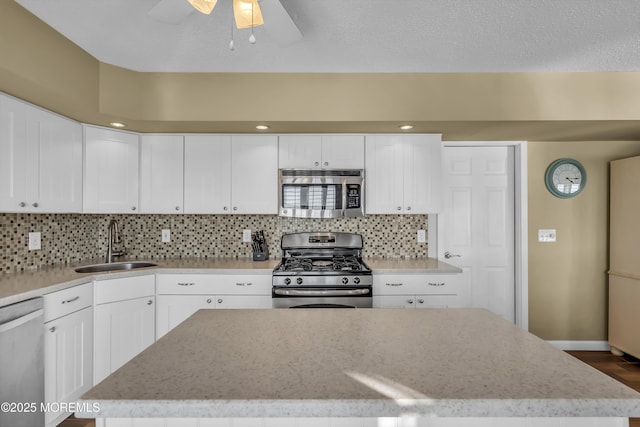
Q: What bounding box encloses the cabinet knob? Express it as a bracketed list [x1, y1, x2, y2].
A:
[217, 298, 223, 304]
[406, 206, 411, 211]
[131, 206, 137, 211]
[175, 206, 180, 211]
[223, 206, 228, 211]
[397, 206, 402, 211]
[418, 298, 425, 304]
[49, 326, 56, 333]
[206, 298, 212, 304]
[32, 202, 39, 208]
[314, 161, 319, 166]
[407, 299, 414, 304]
[324, 162, 329, 166]
[147, 300, 153, 305]
[233, 207, 238, 211]
[19, 202, 26, 207]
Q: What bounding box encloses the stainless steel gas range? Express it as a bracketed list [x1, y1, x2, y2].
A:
[272, 232, 373, 308]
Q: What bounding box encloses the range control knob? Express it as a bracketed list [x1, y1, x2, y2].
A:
[341, 277, 349, 284]
[296, 277, 303, 285]
[353, 277, 361, 284]
[284, 278, 291, 285]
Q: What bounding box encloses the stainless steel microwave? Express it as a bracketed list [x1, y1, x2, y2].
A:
[278, 169, 365, 218]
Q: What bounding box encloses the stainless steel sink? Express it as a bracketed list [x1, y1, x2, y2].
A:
[74, 261, 158, 274]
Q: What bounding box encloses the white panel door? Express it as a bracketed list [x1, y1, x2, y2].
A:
[364, 135, 404, 214]
[84, 126, 140, 213]
[140, 134, 184, 213]
[278, 135, 322, 169]
[231, 135, 278, 214]
[439, 146, 515, 322]
[0, 94, 27, 211]
[44, 306, 93, 427]
[184, 135, 232, 214]
[94, 296, 155, 384]
[321, 135, 365, 169]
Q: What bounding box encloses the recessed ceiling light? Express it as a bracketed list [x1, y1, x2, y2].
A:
[110, 122, 126, 128]
[256, 125, 270, 130]
[399, 124, 414, 130]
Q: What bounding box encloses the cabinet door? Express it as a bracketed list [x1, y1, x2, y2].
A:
[215, 295, 272, 309]
[184, 135, 232, 214]
[140, 134, 184, 214]
[156, 295, 216, 340]
[231, 135, 278, 214]
[84, 126, 140, 213]
[44, 306, 93, 427]
[94, 296, 155, 384]
[278, 135, 322, 169]
[321, 135, 364, 169]
[27, 108, 83, 213]
[0, 94, 27, 211]
[364, 135, 404, 214]
[402, 134, 442, 213]
[372, 295, 417, 308]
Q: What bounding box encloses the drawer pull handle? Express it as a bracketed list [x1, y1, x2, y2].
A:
[206, 298, 212, 304]
[217, 299, 223, 304]
[49, 326, 56, 333]
[235, 282, 253, 286]
[147, 300, 153, 305]
[428, 282, 445, 287]
[62, 296, 80, 304]
[385, 283, 403, 287]
[418, 298, 425, 304]
[177, 282, 195, 286]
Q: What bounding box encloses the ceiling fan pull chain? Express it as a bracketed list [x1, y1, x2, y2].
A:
[249, 0, 256, 44]
[229, 3, 235, 51]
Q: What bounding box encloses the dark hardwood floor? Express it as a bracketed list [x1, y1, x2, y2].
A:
[57, 351, 640, 427]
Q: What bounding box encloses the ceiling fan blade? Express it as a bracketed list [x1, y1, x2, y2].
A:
[260, 0, 302, 46]
[148, 0, 195, 25]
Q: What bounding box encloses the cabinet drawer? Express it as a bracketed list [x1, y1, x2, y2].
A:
[373, 274, 461, 296]
[44, 282, 93, 322]
[95, 275, 155, 305]
[216, 295, 272, 308]
[373, 294, 464, 309]
[157, 274, 271, 295]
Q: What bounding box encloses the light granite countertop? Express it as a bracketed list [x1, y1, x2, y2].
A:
[78, 308, 640, 418]
[0, 257, 460, 307]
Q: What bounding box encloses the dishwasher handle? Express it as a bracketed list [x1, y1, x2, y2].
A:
[0, 309, 44, 333]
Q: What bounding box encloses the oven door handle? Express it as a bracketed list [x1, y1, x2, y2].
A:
[273, 288, 370, 297]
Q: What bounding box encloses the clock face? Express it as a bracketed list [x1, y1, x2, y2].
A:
[545, 159, 586, 198]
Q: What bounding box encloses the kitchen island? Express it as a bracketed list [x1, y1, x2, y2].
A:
[77, 308, 640, 426]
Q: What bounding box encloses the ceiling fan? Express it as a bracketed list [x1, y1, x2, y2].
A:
[148, 0, 302, 47]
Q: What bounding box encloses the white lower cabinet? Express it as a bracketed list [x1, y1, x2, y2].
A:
[156, 274, 272, 340]
[43, 283, 94, 427]
[103, 418, 381, 427]
[93, 275, 156, 384]
[372, 273, 466, 308]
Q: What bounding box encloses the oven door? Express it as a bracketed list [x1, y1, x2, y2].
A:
[272, 287, 372, 308]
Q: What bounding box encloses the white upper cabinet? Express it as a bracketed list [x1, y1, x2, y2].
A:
[231, 135, 278, 214]
[84, 126, 140, 214]
[184, 135, 232, 214]
[0, 94, 82, 212]
[278, 135, 365, 169]
[365, 134, 442, 214]
[140, 134, 184, 214]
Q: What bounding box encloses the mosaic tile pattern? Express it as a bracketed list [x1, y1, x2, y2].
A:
[1, 213, 428, 274]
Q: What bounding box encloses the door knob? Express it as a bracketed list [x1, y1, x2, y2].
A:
[444, 251, 461, 259]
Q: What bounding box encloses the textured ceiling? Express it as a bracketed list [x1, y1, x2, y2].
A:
[14, 0, 640, 73]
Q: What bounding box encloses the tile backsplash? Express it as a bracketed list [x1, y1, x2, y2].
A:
[1, 213, 428, 274]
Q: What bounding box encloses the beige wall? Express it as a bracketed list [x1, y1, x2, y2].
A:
[528, 141, 640, 340]
[5, 0, 640, 341]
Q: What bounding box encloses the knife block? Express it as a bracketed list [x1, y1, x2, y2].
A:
[252, 249, 269, 261]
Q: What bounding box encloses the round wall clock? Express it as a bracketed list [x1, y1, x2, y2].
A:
[545, 158, 587, 198]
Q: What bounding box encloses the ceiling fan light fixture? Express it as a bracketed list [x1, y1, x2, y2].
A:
[233, 0, 264, 29]
[188, 0, 218, 15]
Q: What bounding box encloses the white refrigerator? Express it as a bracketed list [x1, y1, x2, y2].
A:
[609, 155, 640, 358]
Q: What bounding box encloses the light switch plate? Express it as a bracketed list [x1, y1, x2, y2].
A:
[538, 229, 557, 242]
[417, 229, 426, 243]
[28, 232, 41, 250]
[243, 229, 252, 242]
[162, 229, 171, 243]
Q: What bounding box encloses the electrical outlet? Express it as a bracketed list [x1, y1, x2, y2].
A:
[538, 229, 557, 243]
[162, 229, 171, 243]
[417, 229, 426, 243]
[243, 229, 252, 243]
[28, 232, 41, 251]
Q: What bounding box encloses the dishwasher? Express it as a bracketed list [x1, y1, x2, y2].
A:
[0, 297, 45, 427]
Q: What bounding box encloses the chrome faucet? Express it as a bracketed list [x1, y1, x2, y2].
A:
[106, 219, 125, 263]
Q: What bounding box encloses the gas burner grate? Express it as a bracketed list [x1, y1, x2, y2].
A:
[331, 255, 362, 272]
[283, 258, 313, 272]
